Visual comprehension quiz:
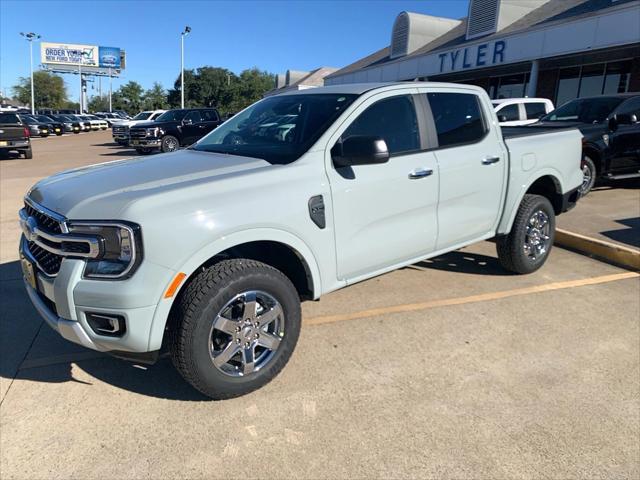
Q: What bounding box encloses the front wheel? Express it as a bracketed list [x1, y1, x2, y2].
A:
[169, 259, 301, 400]
[580, 155, 596, 196]
[496, 194, 555, 274]
[161, 135, 179, 153]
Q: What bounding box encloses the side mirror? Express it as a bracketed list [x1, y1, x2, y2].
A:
[497, 114, 508, 123]
[613, 113, 637, 127]
[331, 135, 390, 167]
[183, 118, 193, 126]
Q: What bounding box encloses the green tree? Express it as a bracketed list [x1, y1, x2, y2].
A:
[113, 81, 144, 114]
[12, 71, 68, 109]
[88, 95, 110, 112]
[143, 82, 168, 110]
[167, 67, 274, 115]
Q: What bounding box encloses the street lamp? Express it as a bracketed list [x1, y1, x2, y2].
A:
[20, 32, 41, 115]
[181, 26, 191, 109]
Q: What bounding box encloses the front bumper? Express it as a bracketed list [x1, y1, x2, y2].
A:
[20, 236, 175, 358]
[129, 137, 161, 147]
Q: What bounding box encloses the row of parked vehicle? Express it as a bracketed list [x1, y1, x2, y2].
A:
[19, 113, 111, 137]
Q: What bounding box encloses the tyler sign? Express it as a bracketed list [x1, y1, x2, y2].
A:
[437, 40, 507, 73]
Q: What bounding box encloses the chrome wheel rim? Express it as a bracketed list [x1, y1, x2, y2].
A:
[165, 137, 178, 151]
[208, 290, 284, 377]
[581, 162, 593, 193]
[524, 209, 551, 261]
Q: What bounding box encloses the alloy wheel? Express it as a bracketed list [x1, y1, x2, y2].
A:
[523, 209, 551, 261]
[208, 290, 284, 377]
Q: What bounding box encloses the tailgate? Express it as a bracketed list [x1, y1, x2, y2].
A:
[0, 125, 27, 142]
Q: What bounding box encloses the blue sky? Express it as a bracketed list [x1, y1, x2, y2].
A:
[1, 0, 469, 103]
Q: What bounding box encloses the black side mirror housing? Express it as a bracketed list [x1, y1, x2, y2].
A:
[331, 135, 390, 167]
[613, 113, 637, 127]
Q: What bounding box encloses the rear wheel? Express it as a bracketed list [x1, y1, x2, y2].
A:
[169, 259, 301, 400]
[580, 155, 596, 196]
[161, 135, 179, 153]
[22, 147, 33, 159]
[496, 194, 555, 274]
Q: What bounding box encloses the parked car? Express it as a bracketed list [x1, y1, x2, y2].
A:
[129, 108, 221, 154]
[113, 110, 130, 119]
[84, 115, 109, 130]
[112, 110, 166, 146]
[48, 114, 82, 134]
[0, 113, 31, 158]
[533, 93, 640, 195]
[94, 113, 120, 127]
[68, 114, 91, 131]
[492, 98, 554, 126]
[17, 83, 583, 399]
[18, 115, 50, 137]
[30, 115, 65, 136]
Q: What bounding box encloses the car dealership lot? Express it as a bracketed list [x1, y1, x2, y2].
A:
[1, 131, 639, 478]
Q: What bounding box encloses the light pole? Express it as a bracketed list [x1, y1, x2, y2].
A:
[181, 26, 191, 109]
[20, 32, 41, 114]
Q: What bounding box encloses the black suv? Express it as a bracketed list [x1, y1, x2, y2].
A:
[534, 93, 640, 195]
[129, 108, 222, 154]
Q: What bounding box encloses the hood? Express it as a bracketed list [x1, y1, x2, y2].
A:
[28, 149, 271, 218]
[132, 120, 170, 129]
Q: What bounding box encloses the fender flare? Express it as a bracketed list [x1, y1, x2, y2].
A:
[146, 228, 322, 351]
[497, 169, 565, 235]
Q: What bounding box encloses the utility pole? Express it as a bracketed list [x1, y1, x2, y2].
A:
[181, 26, 191, 109]
[20, 32, 41, 114]
[109, 67, 112, 113]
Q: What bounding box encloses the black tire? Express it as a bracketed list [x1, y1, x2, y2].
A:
[161, 135, 180, 153]
[22, 147, 33, 159]
[496, 194, 555, 274]
[580, 155, 597, 196]
[169, 259, 301, 400]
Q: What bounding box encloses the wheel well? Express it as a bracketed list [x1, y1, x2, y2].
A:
[582, 145, 601, 173]
[526, 175, 563, 214]
[189, 241, 314, 300]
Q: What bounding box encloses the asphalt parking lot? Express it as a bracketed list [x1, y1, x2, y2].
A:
[1, 131, 639, 479]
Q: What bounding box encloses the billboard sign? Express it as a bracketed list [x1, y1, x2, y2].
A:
[41, 42, 99, 67]
[98, 46, 121, 69]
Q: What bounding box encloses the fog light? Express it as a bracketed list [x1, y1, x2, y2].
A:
[86, 312, 126, 337]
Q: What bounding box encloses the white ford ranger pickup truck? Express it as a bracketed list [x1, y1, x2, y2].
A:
[18, 83, 583, 399]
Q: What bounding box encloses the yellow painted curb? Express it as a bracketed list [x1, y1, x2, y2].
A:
[555, 228, 640, 271]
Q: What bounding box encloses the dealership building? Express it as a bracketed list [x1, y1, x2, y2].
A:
[325, 0, 640, 105]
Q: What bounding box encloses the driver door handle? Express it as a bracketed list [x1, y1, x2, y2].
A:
[408, 168, 433, 179]
[482, 156, 501, 165]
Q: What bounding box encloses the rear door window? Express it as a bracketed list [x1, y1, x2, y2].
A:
[525, 102, 548, 120]
[427, 92, 487, 148]
[497, 104, 520, 121]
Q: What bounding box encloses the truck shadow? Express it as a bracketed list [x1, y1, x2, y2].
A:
[0, 261, 208, 401]
[600, 217, 640, 248]
[414, 250, 513, 276]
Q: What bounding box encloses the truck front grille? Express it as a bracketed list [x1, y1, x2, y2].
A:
[113, 125, 128, 135]
[22, 200, 65, 276]
[129, 128, 147, 139]
[24, 202, 62, 234]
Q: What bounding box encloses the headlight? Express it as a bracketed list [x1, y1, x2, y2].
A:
[67, 221, 142, 279]
[146, 127, 159, 137]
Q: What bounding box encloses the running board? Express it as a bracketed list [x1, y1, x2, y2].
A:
[606, 172, 640, 180]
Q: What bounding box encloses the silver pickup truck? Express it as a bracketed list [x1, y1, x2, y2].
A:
[19, 82, 583, 399]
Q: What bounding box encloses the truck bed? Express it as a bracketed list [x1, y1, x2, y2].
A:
[501, 125, 578, 139]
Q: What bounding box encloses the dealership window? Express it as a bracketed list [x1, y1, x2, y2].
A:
[488, 73, 530, 99]
[556, 60, 633, 106]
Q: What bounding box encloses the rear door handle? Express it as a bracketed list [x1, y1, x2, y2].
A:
[408, 168, 434, 179]
[482, 156, 501, 165]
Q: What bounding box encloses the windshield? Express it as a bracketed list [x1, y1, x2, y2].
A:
[193, 93, 358, 164]
[156, 110, 189, 122]
[541, 97, 625, 124]
[133, 111, 152, 120]
[20, 116, 35, 124]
